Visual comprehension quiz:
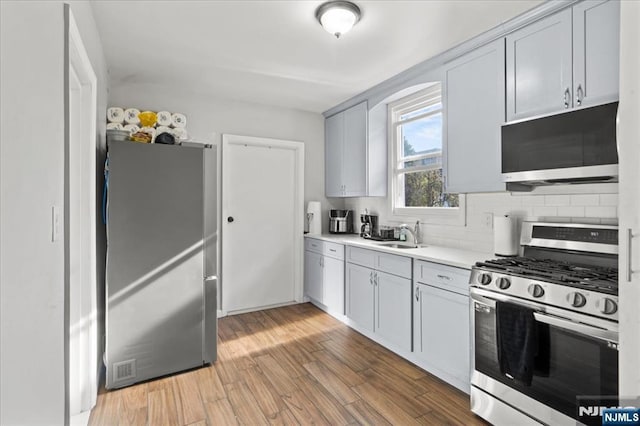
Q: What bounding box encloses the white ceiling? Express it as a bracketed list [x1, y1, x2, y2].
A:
[91, 0, 543, 113]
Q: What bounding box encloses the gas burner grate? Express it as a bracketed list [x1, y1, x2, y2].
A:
[475, 257, 618, 293]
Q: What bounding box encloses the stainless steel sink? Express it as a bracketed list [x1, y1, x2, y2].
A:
[377, 242, 427, 249]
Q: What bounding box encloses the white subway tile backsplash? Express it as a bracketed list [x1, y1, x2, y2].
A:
[533, 206, 558, 217]
[346, 188, 613, 254]
[571, 194, 600, 206]
[544, 195, 571, 206]
[579, 217, 602, 225]
[585, 206, 617, 218]
[521, 195, 547, 206]
[557, 206, 586, 217]
[599, 194, 619, 206]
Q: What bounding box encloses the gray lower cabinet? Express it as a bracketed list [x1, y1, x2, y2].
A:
[444, 38, 505, 193]
[346, 246, 412, 351]
[304, 238, 345, 314]
[413, 260, 471, 391]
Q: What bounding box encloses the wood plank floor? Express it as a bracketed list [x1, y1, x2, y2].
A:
[89, 303, 487, 426]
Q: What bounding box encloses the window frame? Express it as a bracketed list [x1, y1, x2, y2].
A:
[387, 85, 466, 224]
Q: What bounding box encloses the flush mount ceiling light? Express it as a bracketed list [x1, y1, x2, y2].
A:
[315, 1, 361, 39]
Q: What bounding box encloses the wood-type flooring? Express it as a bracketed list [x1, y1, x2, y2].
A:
[89, 303, 487, 425]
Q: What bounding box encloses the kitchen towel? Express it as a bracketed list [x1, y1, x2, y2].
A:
[494, 215, 518, 256]
[496, 300, 538, 386]
[306, 201, 321, 235]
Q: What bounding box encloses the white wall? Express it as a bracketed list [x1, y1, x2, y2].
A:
[108, 83, 344, 231]
[0, 1, 108, 424]
[344, 186, 619, 254]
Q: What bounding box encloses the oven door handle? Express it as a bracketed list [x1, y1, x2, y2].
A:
[532, 312, 618, 345]
[470, 288, 618, 344]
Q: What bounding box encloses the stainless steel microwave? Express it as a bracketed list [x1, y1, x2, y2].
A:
[501, 102, 618, 191]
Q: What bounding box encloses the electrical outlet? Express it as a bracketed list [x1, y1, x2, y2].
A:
[483, 212, 494, 229]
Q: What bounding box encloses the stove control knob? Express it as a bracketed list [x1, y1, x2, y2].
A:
[528, 284, 545, 298]
[496, 277, 511, 290]
[597, 298, 618, 315]
[478, 273, 492, 285]
[566, 292, 587, 308]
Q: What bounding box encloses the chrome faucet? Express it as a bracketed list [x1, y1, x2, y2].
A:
[399, 223, 419, 247]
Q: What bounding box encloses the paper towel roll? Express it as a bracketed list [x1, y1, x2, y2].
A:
[494, 215, 518, 256]
[107, 107, 124, 123]
[306, 201, 321, 235]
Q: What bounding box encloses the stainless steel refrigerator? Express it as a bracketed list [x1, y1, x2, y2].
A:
[105, 140, 217, 389]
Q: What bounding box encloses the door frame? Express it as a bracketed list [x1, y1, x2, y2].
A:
[65, 6, 98, 424]
[220, 134, 304, 316]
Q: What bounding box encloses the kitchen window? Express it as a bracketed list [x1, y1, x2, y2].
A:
[389, 85, 463, 220]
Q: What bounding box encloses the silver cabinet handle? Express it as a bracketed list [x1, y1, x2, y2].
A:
[576, 84, 584, 106]
[437, 274, 451, 281]
[415, 286, 420, 301]
[374, 272, 378, 287]
[628, 228, 635, 282]
[369, 271, 373, 285]
[564, 88, 571, 108]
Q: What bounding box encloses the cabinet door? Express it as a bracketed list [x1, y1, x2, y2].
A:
[416, 284, 469, 385]
[573, 0, 620, 109]
[323, 255, 345, 315]
[346, 263, 374, 332]
[506, 9, 573, 121]
[375, 271, 411, 351]
[342, 101, 368, 196]
[325, 112, 344, 197]
[445, 39, 505, 193]
[304, 250, 323, 302]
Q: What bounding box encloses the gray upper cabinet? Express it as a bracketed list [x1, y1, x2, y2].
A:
[445, 39, 506, 193]
[506, 9, 573, 121]
[325, 101, 386, 197]
[325, 101, 367, 197]
[506, 1, 619, 121]
[342, 102, 367, 196]
[573, 0, 620, 109]
[325, 112, 344, 197]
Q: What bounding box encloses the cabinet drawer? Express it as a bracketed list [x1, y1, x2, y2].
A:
[305, 238, 345, 260]
[323, 241, 344, 261]
[347, 246, 412, 278]
[414, 260, 470, 295]
[346, 246, 376, 268]
[375, 252, 411, 279]
[305, 238, 324, 254]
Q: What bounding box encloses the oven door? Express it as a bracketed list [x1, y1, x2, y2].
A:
[470, 287, 618, 426]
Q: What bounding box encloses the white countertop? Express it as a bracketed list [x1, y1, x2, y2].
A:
[304, 234, 492, 270]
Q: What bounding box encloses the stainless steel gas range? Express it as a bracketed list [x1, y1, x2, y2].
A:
[469, 222, 619, 426]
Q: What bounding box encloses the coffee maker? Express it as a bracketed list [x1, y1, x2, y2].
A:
[360, 214, 378, 238]
[329, 210, 354, 234]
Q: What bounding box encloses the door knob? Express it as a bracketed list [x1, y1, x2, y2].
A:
[227, 216, 234, 223]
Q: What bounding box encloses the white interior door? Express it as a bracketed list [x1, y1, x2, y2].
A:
[67, 10, 98, 422]
[221, 134, 304, 314]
